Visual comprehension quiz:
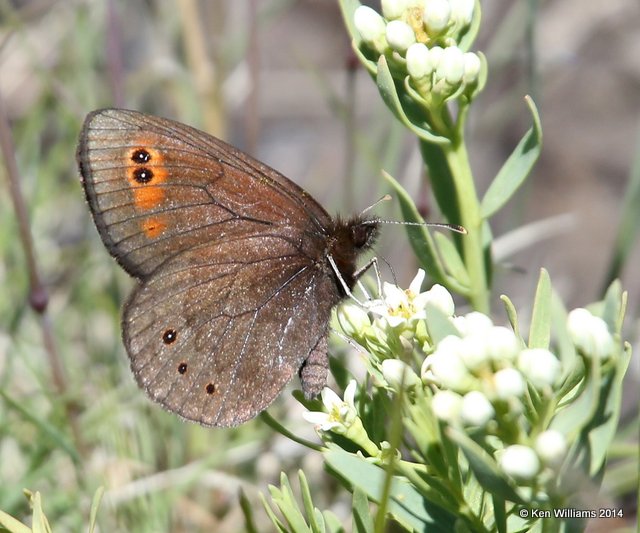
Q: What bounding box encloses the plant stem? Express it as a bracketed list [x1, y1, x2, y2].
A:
[443, 137, 490, 312]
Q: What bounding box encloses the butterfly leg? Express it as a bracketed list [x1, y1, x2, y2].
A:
[299, 334, 329, 399]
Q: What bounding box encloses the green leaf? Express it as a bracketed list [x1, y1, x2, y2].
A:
[240, 488, 260, 533]
[528, 268, 551, 349]
[299, 471, 322, 533]
[586, 343, 632, 476]
[480, 96, 542, 218]
[425, 303, 460, 344]
[382, 170, 468, 294]
[434, 232, 471, 286]
[446, 429, 523, 504]
[352, 488, 374, 533]
[88, 486, 104, 533]
[499, 294, 521, 341]
[0, 509, 32, 533]
[324, 446, 456, 532]
[376, 56, 450, 145]
[600, 280, 624, 334]
[268, 473, 312, 533]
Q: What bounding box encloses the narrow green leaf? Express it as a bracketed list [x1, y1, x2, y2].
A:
[260, 492, 288, 533]
[600, 280, 623, 334]
[434, 232, 471, 286]
[425, 303, 460, 344]
[269, 474, 312, 533]
[492, 493, 507, 533]
[446, 429, 523, 504]
[480, 96, 542, 218]
[324, 446, 455, 532]
[88, 486, 104, 533]
[376, 56, 449, 145]
[352, 488, 374, 533]
[528, 268, 551, 349]
[29, 492, 51, 533]
[0, 509, 32, 533]
[298, 471, 322, 533]
[587, 343, 632, 476]
[382, 170, 467, 294]
[500, 294, 521, 341]
[323, 511, 345, 533]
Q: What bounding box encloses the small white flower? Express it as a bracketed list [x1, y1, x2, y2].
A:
[423, 0, 451, 33]
[386, 20, 416, 52]
[406, 43, 432, 79]
[517, 348, 561, 390]
[368, 270, 431, 328]
[461, 390, 494, 426]
[432, 389, 463, 423]
[382, 359, 421, 389]
[302, 380, 358, 433]
[567, 308, 614, 360]
[485, 326, 520, 362]
[423, 336, 472, 390]
[462, 52, 481, 84]
[382, 0, 411, 20]
[499, 445, 540, 481]
[535, 430, 567, 467]
[436, 46, 465, 84]
[354, 6, 387, 43]
[423, 284, 455, 316]
[493, 368, 526, 399]
[337, 302, 371, 338]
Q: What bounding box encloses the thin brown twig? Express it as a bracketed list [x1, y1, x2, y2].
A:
[0, 94, 84, 453]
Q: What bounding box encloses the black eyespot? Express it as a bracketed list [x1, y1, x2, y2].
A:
[162, 329, 177, 344]
[205, 382, 216, 394]
[133, 167, 153, 183]
[177, 362, 187, 374]
[131, 149, 152, 164]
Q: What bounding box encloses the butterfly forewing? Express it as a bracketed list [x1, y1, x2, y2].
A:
[77, 109, 332, 278]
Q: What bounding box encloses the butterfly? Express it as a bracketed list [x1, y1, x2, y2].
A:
[77, 109, 378, 427]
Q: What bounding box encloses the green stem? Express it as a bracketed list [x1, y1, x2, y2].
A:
[443, 138, 490, 312]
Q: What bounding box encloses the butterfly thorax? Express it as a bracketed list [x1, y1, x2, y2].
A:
[326, 215, 379, 292]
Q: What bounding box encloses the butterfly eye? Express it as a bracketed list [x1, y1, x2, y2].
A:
[205, 382, 217, 395]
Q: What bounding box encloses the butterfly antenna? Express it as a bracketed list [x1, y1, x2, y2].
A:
[377, 219, 467, 234]
[360, 194, 392, 216]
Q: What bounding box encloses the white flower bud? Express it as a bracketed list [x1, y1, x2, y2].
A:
[462, 52, 481, 84]
[354, 6, 387, 43]
[449, 0, 474, 26]
[493, 368, 526, 399]
[424, 335, 472, 390]
[461, 390, 494, 426]
[459, 311, 494, 336]
[406, 43, 432, 79]
[499, 445, 540, 481]
[424, 284, 455, 316]
[386, 20, 416, 52]
[382, 359, 421, 390]
[423, 0, 451, 33]
[459, 333, 489, 371]
[535, 430, 567, 467]
[485, 326, 520, 362]
[567, 308, 614, 360]
[436, 46, 465, 84]
[426, 45, 444, 70]
[517, 348, 561, 390]
[432, 390, 462, 422]
[337, 302, 371, 337]
[382, 0, 411, 20]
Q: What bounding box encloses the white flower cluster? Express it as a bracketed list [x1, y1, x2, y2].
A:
[567, 307, 615, 360]
[353, 1, 481, 98]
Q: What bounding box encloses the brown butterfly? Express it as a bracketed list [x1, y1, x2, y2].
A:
[77, 109, 378, 427]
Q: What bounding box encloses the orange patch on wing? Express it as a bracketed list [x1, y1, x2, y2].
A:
[142, 216, 167, 238]
[126, 144, 170, 211]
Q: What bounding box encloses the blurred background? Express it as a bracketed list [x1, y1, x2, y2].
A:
[0, 0, 638, 531]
